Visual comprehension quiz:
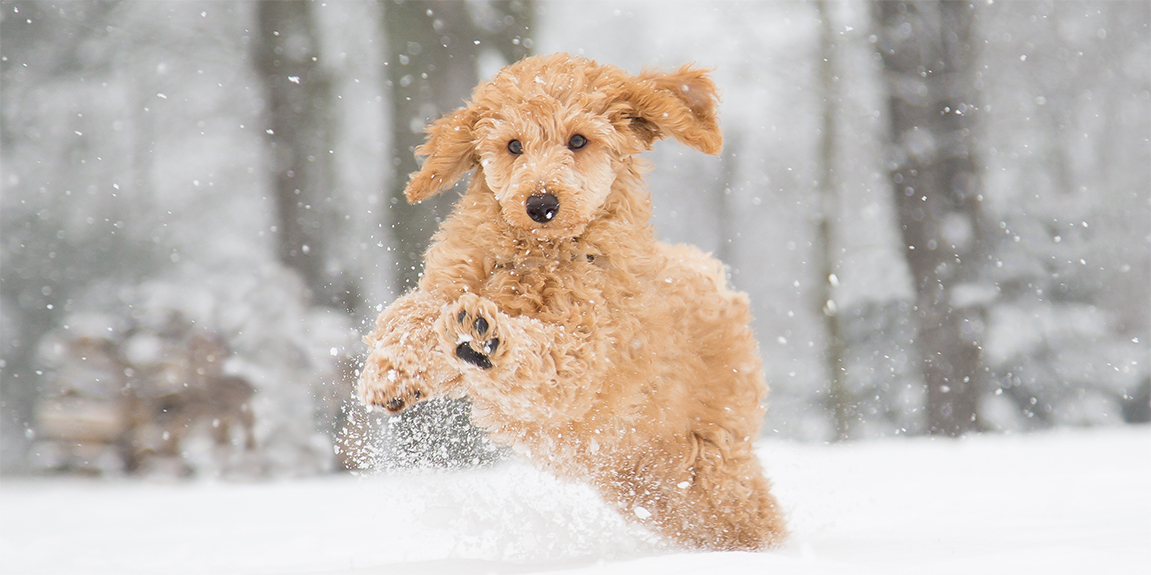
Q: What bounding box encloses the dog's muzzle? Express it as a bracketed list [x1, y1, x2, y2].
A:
[525, 193, 559, 223]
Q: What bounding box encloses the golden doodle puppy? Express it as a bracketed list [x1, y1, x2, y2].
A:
[358, 53, 786, 551]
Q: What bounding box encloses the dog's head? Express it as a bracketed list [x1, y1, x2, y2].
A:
[402, 53, 722, 238]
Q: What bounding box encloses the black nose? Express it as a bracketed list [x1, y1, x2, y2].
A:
[525, 193, 559, 223]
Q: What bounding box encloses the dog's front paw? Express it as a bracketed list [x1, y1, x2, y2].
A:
[439, 294, 503, 370]
[357, 349, 429, 413]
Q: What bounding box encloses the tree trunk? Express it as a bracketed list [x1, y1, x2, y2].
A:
[256, 1, 346, 309]
[874, 1, 988, 436]
[815, 0, 851, 440]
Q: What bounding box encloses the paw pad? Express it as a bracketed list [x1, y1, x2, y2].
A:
[456, 342, 494, 369]
[450, 302, 500, 370]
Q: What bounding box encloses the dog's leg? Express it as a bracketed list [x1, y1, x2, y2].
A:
[605, 435, 787, 551]
[437, 293, 602, 423]
[358, 291, 465, 413]
[675, 443, 787, 550]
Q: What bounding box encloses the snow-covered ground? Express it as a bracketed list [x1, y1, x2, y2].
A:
[2, 426, 1147, 575]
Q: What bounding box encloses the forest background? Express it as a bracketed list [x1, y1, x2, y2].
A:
[1, 0, 1148, 478]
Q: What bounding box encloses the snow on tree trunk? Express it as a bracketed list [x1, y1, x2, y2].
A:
[817, 1, 924, 440]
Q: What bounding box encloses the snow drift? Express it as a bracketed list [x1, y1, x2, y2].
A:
[2, 426, 1147, 574]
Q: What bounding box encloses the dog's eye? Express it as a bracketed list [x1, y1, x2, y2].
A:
[568, 134, 588, 150]
[507, 139, 523, 155]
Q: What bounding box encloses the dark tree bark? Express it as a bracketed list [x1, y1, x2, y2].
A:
[256, 1, 352, 310]
[874, 1, 988, 436]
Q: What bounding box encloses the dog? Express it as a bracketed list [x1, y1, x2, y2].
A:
[358, 53, 786, 551]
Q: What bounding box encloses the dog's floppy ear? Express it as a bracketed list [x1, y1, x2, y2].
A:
[403, 106, 481, 203]
[617, 65, 722, 155]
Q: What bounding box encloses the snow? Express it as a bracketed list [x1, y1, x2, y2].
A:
[3, 426, 1147, 575]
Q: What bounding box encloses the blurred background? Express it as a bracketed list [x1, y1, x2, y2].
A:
[1, 0, 1147, 479]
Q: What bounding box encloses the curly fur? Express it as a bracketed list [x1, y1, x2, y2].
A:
[358, 53, 786, 550]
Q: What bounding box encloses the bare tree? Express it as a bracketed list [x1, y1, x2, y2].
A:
[814, 1, 851, 440]
[256, 1, 354, 311]
[874, 1, 988, 436]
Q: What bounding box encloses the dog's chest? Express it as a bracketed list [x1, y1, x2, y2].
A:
[482, 250, 613, 318]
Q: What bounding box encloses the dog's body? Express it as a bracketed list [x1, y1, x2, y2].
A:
[358, 54, 786, 550]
